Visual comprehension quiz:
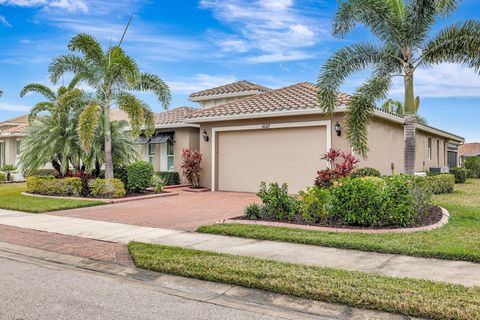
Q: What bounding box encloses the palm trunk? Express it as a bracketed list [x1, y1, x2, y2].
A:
[404, 72, 416, 175]
[104, 99, 114, 179]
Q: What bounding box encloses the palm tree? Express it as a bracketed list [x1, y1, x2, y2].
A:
[48, 33, 171, 178]
[20, 78, 86, 175]
[318, 0, 480, 174]
[381, 99, 427, 125]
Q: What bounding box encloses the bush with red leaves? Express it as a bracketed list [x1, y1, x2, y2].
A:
[314, 149, 359, 188]
[180, 148, 203, 188]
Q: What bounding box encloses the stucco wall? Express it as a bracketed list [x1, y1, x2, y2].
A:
[415, 130, 449, 171]
[0, 136, 21, 167]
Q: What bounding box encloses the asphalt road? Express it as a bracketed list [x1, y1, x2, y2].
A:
[0, 257, 281, 320]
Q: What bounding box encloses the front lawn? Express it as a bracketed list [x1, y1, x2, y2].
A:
[0, 183, 104, 213]
[198, 179, 480, 262]
[129, 242, 480, 320]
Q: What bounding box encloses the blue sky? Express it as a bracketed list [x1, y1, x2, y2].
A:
[0, 0, 479, 142]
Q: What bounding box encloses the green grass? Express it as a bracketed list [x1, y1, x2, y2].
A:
[129, 242, 480, 320]
[198, 179, 480, 262]
[0, 183, 104, 213]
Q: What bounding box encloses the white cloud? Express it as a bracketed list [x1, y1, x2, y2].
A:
[246, 51, 314, 63]
[168, 74, 238, 94]
[0, 103, 31, 112]
[200, 0, 326, 63]
[0, 15, 11, 27]
[390, 63, 480, 98]
[0, 0, 88, 13]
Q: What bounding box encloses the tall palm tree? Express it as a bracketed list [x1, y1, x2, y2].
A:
[48, 33, 171, 178]
[318, 0, 480, 174]
[381, 99, 427, 124]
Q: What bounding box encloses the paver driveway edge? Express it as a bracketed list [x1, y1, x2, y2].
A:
[0, 208, 479, 287]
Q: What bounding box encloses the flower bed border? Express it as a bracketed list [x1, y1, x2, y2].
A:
[220, 207, 450, 234]
[182, 187, 210, 193]
[21, 191, 179, 204]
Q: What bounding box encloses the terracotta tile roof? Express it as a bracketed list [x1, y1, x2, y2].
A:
[155, 106, 198, 125]
[110, 108, 129, 122]
[189, 80, 271, 99]
[0, 114, 28, 126]
[459, 143, 480, 157]
[186, 82, 351, 119]
[1, 123, 28, 135]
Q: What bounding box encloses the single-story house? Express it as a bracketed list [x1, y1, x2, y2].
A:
[459, 142, 480, 166]
[184, 81, 464, 193]
[1, 80, 464, 192]
[0, 115, 28, 168]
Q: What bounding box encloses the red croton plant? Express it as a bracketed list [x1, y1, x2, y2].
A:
[315, 149, 359, 188]
[180, 148, 203, 188]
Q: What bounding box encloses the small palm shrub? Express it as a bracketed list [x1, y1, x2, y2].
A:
[88, 178, 126, 198]
[350, 167, 381, 179]
[464, 157, 480, 178]
[449, 168, 468, 184]
[180, 148, 202, 188]
[127, 161, 154, 193]
[1, 165, 16, 181]
[245, 203, 262, 220]
[0, 172, 5, 182]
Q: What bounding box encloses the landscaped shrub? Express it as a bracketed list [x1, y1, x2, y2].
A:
[329, 176, 416, 228]
[314, 149, 359, 188]
[65, 171, 92, 196]
[245, 203, 262, 220]
[30, 169, 58, 177]
[449, 168, 468, 184]
[88, 178, 126, 198]
[464, 157, 480, 178]
[425, 174, 455, 194]
[256, 182, 300, 221]
[1, 165, 16, 181]
[0, 172, 5, 182]
[151, 175, 165, 193]
[127, 161, 154, 193]
[26, 176, 82, 197]
[114, 166, 129, 188]
[180, 148, 202, 188]
[409, 177, 433, 217]
[298, 187, 330, 223]
[350, 167, 381, 179]
[157, 171, 180, 186]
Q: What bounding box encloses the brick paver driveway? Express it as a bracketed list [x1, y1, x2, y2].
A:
[50, 189, 259, 231]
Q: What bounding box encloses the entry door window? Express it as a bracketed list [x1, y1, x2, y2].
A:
[167, 140, 174, 171]
[0, 142, 4, 167]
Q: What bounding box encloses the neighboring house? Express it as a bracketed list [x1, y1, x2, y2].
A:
[0, 115, 28, 168]
[1, 80, 464, 192]
[459, 143, 480, 166]
[184, 81, 464, 193]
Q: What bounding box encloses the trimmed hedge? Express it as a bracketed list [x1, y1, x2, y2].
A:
[88, 178, 126, 198]
[464, 157, 480, 178]
[350, 167, 381, 179]
[157, 171, 180, 186]
[425, 174, 455, 194]
[30, 169, 58, 177]
[449, 168, 468, 184]
[26, 176, 82, 197]
[0, 172, 5, 182]
[127, 161, 154, 192]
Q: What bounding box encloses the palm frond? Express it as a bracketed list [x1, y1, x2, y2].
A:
[135, 72, 171, 110]
[108, 46, 140, 86]
[49, 54, 90, 84]
[78, 103, 101, 153]
[68, 74, 83, 91]
[318, 42, 385, 114]
[29, 102, 55, 119]
[345, 76, 392, 157]
[116, 92, 146, 137]
[420, 20, 480, 73]
[20, 83, 56, 101]
[67, 33, 105, 67]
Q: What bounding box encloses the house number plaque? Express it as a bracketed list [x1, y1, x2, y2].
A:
[261, 124, 271, 129]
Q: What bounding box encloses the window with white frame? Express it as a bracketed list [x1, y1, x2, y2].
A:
[16, 140, 21, 156]
[167, 140, 174, 171]
[148, 143, 155, 164]
[427, 137, 432, 160]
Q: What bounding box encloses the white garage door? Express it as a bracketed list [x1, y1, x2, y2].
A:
[216, 125, 328, 193]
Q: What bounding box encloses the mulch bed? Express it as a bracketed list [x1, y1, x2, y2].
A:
[232, 205, 444, 230]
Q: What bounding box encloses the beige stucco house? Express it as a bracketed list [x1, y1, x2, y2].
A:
[2, 80, 464, 192]
[184, 81, 464, 193]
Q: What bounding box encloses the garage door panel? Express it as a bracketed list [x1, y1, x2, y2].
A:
[217, 126, 327, 193]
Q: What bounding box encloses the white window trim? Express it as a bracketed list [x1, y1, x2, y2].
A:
[210, 120, 332, 192]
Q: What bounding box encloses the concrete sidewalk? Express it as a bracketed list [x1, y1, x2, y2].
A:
[1, 209, 479, 287]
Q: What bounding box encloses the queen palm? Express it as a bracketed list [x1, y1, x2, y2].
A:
[49, 33, 171, 178]
[318, 0, 480, 174]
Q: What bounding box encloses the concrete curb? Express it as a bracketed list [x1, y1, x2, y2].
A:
[222, 207, 450, 234]
[21, 191, 179, 204]
[0, 241, 418, 320]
